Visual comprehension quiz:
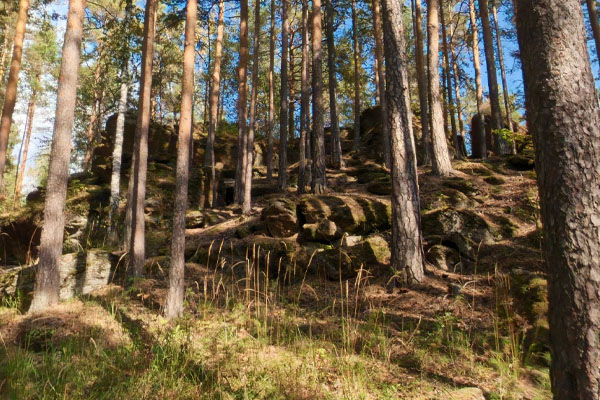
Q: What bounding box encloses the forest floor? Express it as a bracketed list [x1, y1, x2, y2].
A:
[0, 155, 551, 399]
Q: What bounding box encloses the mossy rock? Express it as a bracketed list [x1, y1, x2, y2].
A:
[301, 219, 343, 243]
[421, 189, 473, 211]
[506, 155, 535, 171]
[348, 234, 391, 266]
[314, 249, 356, 280]
[443, 177, 479, 195]
[490, 214, 519, 238]
[458, 165, 494, 177]
[356, 170, 389, 184]
[425, 244, 460, 271]
[484, 175, 506, 185]
[261, 198, 299, 238]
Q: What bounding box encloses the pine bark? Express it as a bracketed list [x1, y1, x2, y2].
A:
[373, 0, 390, 168]
[0, 0, 29, 193]
[491, 1, 511, 129]
[468, 0, 486, 158]
[312, 0, 327, 193]
[325, 0, 343, 169]
[298, 0, 310, 194]
[515, 0, 600, 397]
[266, 0, 275, 182]
[382, 0, 424, 285]
[586, 0, 600, 80]
[13, 92, 36, 207]
[426, 0, 453, 176]
[448, 15, 465, 140]
[165, 0, 197, 320]
[351, 0, 360, 151]
[29, 0, 85, 313]
[479, 0, 510, 154]
[243, 0, 261, 214]
[203, 0, 225, 208]
[236, 0, 249, 203]
[82, 54, 104, 171]
[279, 0, 289, 190]
[129, 0, 158, 277]
[412, 0, 431, 165]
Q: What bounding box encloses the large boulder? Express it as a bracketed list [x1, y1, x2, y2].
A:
[301, 219, 343, 243]
[261, 198, 299, 238]
[425, 244, 460, 271]
[297, 195, 391, 236]
[347, 234, 391, 267]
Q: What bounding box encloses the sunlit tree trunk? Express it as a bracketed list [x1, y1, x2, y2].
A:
[236, 0, 249, 203]
[491, 1, 511, 128]
[468, 0, 486, 158]
[440, 3, 460, 159]
[312, 0, 327, 193]
[29, 0, 85, 313]
[129, 0, 159, 277]
[243, 0, 261, 214]
[299, 0, 310, 194]
[0, 0, 29, 193]
[204, 0, 225, 208]
[13, 91, 36, 207]
[266, 0, 275, 182]
[279, 0, 289, 190]
[412, 0, 431, 165]
[382, 0, 424, 285]
[373, 0, 390, 168]
[351, 0, 361, 151]
[515, 0, 600, 397]
[82, 53, 104, 171]
[325, 0, 343, 169]
[427, 0, 453, 176]
[165, 0, 197, 320]
[288, 28, 295, 150]
[479, 0, 510, 154]
[448, 13, 465, 141]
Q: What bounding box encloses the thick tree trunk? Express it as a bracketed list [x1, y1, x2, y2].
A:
[427, 0, 453, 176]
[515, 0, 600, 397]
[373, 0, 390, 168]
[468, 0, 486, 158]
[0, 0, 29, 193]
[479, 0, 510, 154]
[236, 0, 249, 203]
[203, 0, 224, 208]
[266, 0, 275, 182]
[29, 0, 85, 313]
[243, 0, 260, 214]
[13, 91, 36, 207]
[351, 0, 360, 152]
[586, 0, 600, 80]
[325, 0, 343, 169]
[279, 0, 289, 190]
[312, 0, 327, 193]
[299, 0, 309, 194]
[440, 3, 461, 160]
[165, 0, 196, 320]
[412, 0, 431, 165]
[382, 0, 424, 285]
[129, 0, 158, 277]
[491, 1, 511, 129]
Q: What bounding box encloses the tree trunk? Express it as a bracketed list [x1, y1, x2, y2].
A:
[586, 0, 600, 81]
[427, 0, 453, 176]
[278, 0, 289, 190]
[0, 23, 14, 91]
[440, 2, 461, 160]
[236, 0, 249, 203]
[324, 0, 343, 169]
[412, 0, 431, 165]
[129, 0, 158, 277]
[29, 0, 85, 313]
[468, 0, 486, 158]
[266, 0, 275, 182]
[204, 0, 225, 208]
[479, 0, 510, 154]
[382, 0, 424, 285]
[491, 1, 511, 128]
[0, 0, 29, 193]
[299, 0, 309, 194]
[515, 0, 600, 397]
[243, 0, 260, 214]
[165, 0, 197, 320]
[13, 91, 36, 207]
[351, 0, 361, 152]
[448, 13, 465, 140]
[312, 0, 327, 193]
[82, 54, 103, 171]
[373, 0, 390, 168]
[288, 28, 295, 148]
